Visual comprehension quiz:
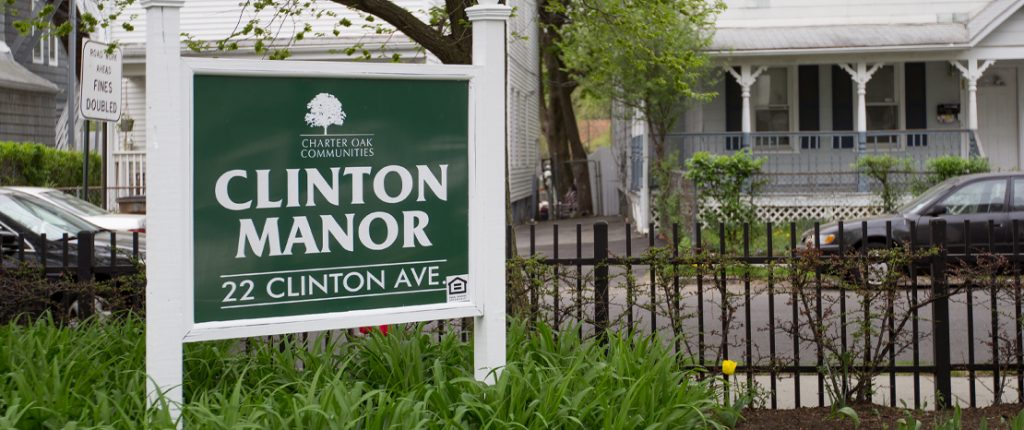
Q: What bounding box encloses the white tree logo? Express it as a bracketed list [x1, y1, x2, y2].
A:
[304, 93, 347, 134]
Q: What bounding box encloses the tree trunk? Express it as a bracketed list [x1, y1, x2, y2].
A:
[540, 51, 572, 203]
[539, 1, 593, 216]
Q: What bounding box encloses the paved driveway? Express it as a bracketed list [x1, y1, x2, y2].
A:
[512, 215, 665, 259]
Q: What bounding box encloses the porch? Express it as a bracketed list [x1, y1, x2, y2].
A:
[655, 57, 1024, 193]
[665, 129, 975, 193]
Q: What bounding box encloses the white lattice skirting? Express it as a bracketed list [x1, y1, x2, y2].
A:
[701, 194, 886, 223]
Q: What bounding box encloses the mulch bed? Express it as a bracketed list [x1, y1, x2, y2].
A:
[736, 403, 1023, 429]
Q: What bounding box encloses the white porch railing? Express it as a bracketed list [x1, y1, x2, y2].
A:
[111, 150, 146, 208]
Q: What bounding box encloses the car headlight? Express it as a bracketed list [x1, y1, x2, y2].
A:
[819, 234, 836, 245]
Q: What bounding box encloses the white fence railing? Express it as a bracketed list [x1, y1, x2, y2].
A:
[111, 151, 146, 208]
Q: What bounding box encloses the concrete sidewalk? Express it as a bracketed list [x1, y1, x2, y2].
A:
[741, 373, 1018, 410]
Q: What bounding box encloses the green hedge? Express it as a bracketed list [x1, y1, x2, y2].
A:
[925, 155, 990, 184]
[0, 141, 102, 187]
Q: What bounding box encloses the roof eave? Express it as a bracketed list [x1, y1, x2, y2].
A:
[967, 0, 1024, 46]
[708, 43, 970, 57]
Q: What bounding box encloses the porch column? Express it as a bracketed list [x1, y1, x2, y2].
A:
[839, 63, 883, 192]
[950, 59, 995, 157]
[725, 65, 766, 148]
[839, 63, 883, 152]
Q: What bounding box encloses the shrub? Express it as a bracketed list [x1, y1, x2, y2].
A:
[926, 155, 990, 184]
[852, 155, 912, 213]
[0, 262, 145, 325]
[907, 156, 991, 196]
[651, 151, 685, 237]
[684, 150, 765, 240]
[0, 141, 101, 187]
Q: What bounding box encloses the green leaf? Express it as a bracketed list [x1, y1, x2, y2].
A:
[834, 406, 861, 428]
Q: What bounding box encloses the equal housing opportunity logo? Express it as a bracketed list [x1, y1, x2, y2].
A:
[300, 92, 374, 159]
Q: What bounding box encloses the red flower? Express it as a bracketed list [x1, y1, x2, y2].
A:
[358, 325, 389, 336]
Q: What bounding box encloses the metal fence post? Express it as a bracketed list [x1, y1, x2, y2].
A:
[76, 230, 95, 318]
[594, 221, 609, 339]
[929, 219, 952, 409]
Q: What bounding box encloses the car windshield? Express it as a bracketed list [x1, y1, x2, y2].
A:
[0, 192, 98, 238]
[41, 190, 109, 217]
[898, 177, 960, 214]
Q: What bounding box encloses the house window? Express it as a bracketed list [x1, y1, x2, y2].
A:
[752, 67, 791, 149]
[866, 65, 898, 144]
[32, 36, 44, 64]
[48, 33, 58, 66]
[31, 1, 44, 64]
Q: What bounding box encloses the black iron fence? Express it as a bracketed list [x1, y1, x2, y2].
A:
[3, 230, 143, 277]
[508, 219, 1024, 410]
[5, 222, 1023, 410]
[0, 230, 144, 322]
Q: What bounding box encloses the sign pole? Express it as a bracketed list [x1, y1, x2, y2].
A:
[67, 0, 76, 153]
[142, 0, 186, 422]
[101, 122, 108, 209]
[83, 120, 89, 198]
[466, 0, 511, 384]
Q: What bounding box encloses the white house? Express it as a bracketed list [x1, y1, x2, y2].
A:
[615, 0, 1024, 229]
[105, 0, 540, 222]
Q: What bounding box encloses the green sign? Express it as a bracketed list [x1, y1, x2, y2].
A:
[192, 75, 469, 323]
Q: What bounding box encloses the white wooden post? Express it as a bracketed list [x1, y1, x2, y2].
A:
[951, 59, 995, 157]
[839, 62, 883, 150]
[838, 62, 882, 192]
[142, 0, 185, 422]
[466, 0, 511, 384]
[725, 66, 766, 148]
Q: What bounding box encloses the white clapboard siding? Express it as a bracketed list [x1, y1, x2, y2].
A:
[118, 76, 146, 151]
[507, 0, 540, 202]
[977, 7, 1024, 47]
[718, 0, 992, 27]
[111, 0, 436, 44]
[54, 93, 86, 151]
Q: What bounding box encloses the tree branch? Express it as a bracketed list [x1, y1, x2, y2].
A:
[329, 0, 470, 64]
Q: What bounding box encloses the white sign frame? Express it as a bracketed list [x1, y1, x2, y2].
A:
[80, 39, 123, 122]
[177, 58, 486, 343]
[143, 2, 510, 419]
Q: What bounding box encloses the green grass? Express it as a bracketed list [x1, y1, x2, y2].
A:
[685, 220, 817, 257]
[0, 315, 741, 429]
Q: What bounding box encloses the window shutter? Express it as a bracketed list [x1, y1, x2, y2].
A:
[725, 68, 741, 150]
[905, 62, 928, 146]
[798, 65, 820, 149]
[831, 65, 854, 149]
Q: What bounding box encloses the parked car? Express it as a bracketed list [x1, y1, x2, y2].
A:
[6, 187, 145, 233]
[802, 172, 1024, 282]
[803, 172, 1024, 252]
[0, 189, 143, 272]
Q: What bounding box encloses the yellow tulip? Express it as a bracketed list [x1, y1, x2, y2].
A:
[721, 360, 737, 376]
